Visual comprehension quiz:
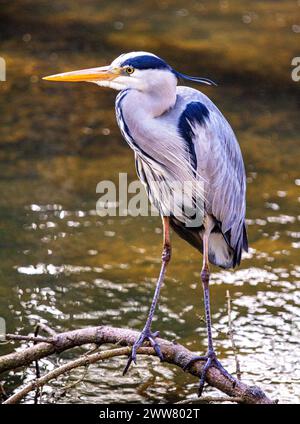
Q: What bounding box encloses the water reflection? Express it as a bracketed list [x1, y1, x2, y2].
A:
[1, 162, 299, 403]
[1, 0, 300, 404]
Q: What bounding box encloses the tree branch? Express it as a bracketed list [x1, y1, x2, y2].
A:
[0, 325, 275, 404]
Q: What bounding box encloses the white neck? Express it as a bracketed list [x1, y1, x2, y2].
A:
[124, 70, 177, 118]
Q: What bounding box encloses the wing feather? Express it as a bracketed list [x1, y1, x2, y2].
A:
[177, 89, 248, 263]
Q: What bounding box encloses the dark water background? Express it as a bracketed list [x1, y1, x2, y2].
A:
[0, 0, 299, 403]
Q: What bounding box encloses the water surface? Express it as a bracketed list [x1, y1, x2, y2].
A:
[0, 0, 299, 403]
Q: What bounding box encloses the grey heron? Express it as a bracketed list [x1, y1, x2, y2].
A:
[43, 51, 248, 395]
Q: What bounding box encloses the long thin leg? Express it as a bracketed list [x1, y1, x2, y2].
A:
[123, 216, 171, 375]
[184, 232, 235, 395]
[201, 234, 214, 354]
[144, 216, 171, 330]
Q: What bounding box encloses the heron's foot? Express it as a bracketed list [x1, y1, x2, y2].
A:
[123, 327, 164, 375]
[184, 350, 235, 397]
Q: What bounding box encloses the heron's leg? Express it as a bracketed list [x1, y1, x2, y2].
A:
[184, 234, 234, 396]
[123, 217, 171, 375]
[201, 234, 214, 354]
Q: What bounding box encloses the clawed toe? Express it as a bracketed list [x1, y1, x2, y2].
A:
[123, 328, 164, 375]
[183, 355, 207, 371]
[184, 351, 235, 397]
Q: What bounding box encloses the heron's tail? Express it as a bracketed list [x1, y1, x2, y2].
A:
[207, 231, 235, 269]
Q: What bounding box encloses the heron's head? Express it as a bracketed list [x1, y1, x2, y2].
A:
[43, 51, 216, 93]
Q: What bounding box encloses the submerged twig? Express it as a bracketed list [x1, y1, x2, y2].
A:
[52, 344, 100, 401]
[33, 325, 41, 404]
[226, 290, 242, 380]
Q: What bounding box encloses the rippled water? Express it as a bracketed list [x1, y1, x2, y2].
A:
[0, 0, 299, 404]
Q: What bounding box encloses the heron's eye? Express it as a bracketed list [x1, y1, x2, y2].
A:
[125, 66, 134, 75]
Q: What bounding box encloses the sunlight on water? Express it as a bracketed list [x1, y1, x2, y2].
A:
[1, 182, 299, 403]
[0, 0, 300, 404]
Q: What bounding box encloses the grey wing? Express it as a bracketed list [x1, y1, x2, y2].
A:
[177, 88, 248, 266]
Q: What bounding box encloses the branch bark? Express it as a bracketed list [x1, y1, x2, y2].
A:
[1, 325, 274, 404]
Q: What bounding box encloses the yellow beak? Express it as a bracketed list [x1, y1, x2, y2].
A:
[43, 66, 120, 82]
